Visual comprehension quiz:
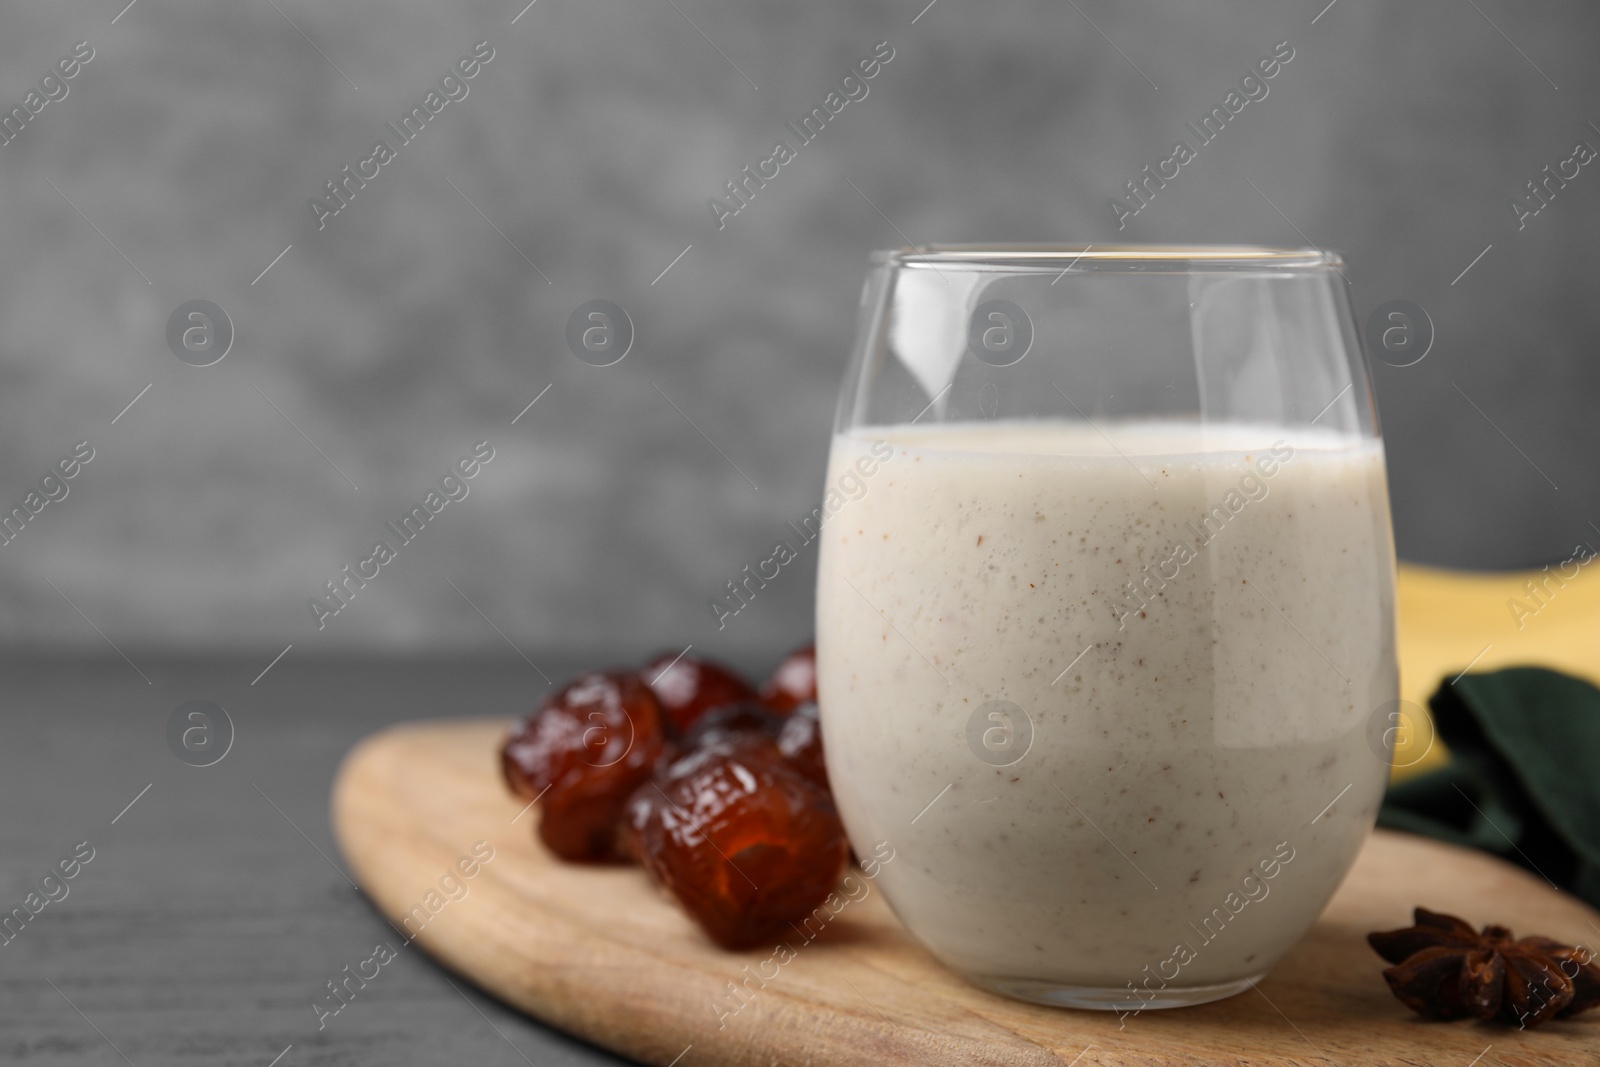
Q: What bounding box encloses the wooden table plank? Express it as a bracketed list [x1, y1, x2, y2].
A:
[0, 656, 634, 1067]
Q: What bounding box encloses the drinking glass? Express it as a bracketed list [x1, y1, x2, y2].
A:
[815, 246, 1397, 1011]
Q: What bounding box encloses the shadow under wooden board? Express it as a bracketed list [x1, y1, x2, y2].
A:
[331, 719, 1600, 1067]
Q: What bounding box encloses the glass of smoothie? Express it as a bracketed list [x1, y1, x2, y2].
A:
[816, 246, 1397, 1012]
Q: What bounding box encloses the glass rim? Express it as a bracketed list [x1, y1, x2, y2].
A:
[872, 244, 1343, 271]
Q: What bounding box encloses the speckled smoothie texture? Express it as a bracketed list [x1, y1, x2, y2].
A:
[816, 420, 1397, 990]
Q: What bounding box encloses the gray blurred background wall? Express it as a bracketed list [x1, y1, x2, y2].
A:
[0, 0, 1594, 661]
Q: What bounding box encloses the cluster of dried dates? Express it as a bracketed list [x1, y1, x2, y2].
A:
[500, 646, 847, 949]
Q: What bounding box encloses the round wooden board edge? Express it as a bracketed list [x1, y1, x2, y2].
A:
[330, 717, 1600, 1067]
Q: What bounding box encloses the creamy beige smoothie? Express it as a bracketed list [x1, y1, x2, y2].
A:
[816, 419, 1396, 1005]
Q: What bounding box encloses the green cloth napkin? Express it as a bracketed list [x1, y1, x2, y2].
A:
[1378, 666, 1600, 910]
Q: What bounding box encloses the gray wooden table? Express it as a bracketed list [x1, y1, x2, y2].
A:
[0, 654, 644, 1066]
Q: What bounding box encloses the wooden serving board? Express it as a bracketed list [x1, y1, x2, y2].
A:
[331, 720, 1600, 1067]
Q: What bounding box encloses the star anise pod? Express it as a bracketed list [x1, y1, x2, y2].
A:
[1368, 907, 1600, 1028]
